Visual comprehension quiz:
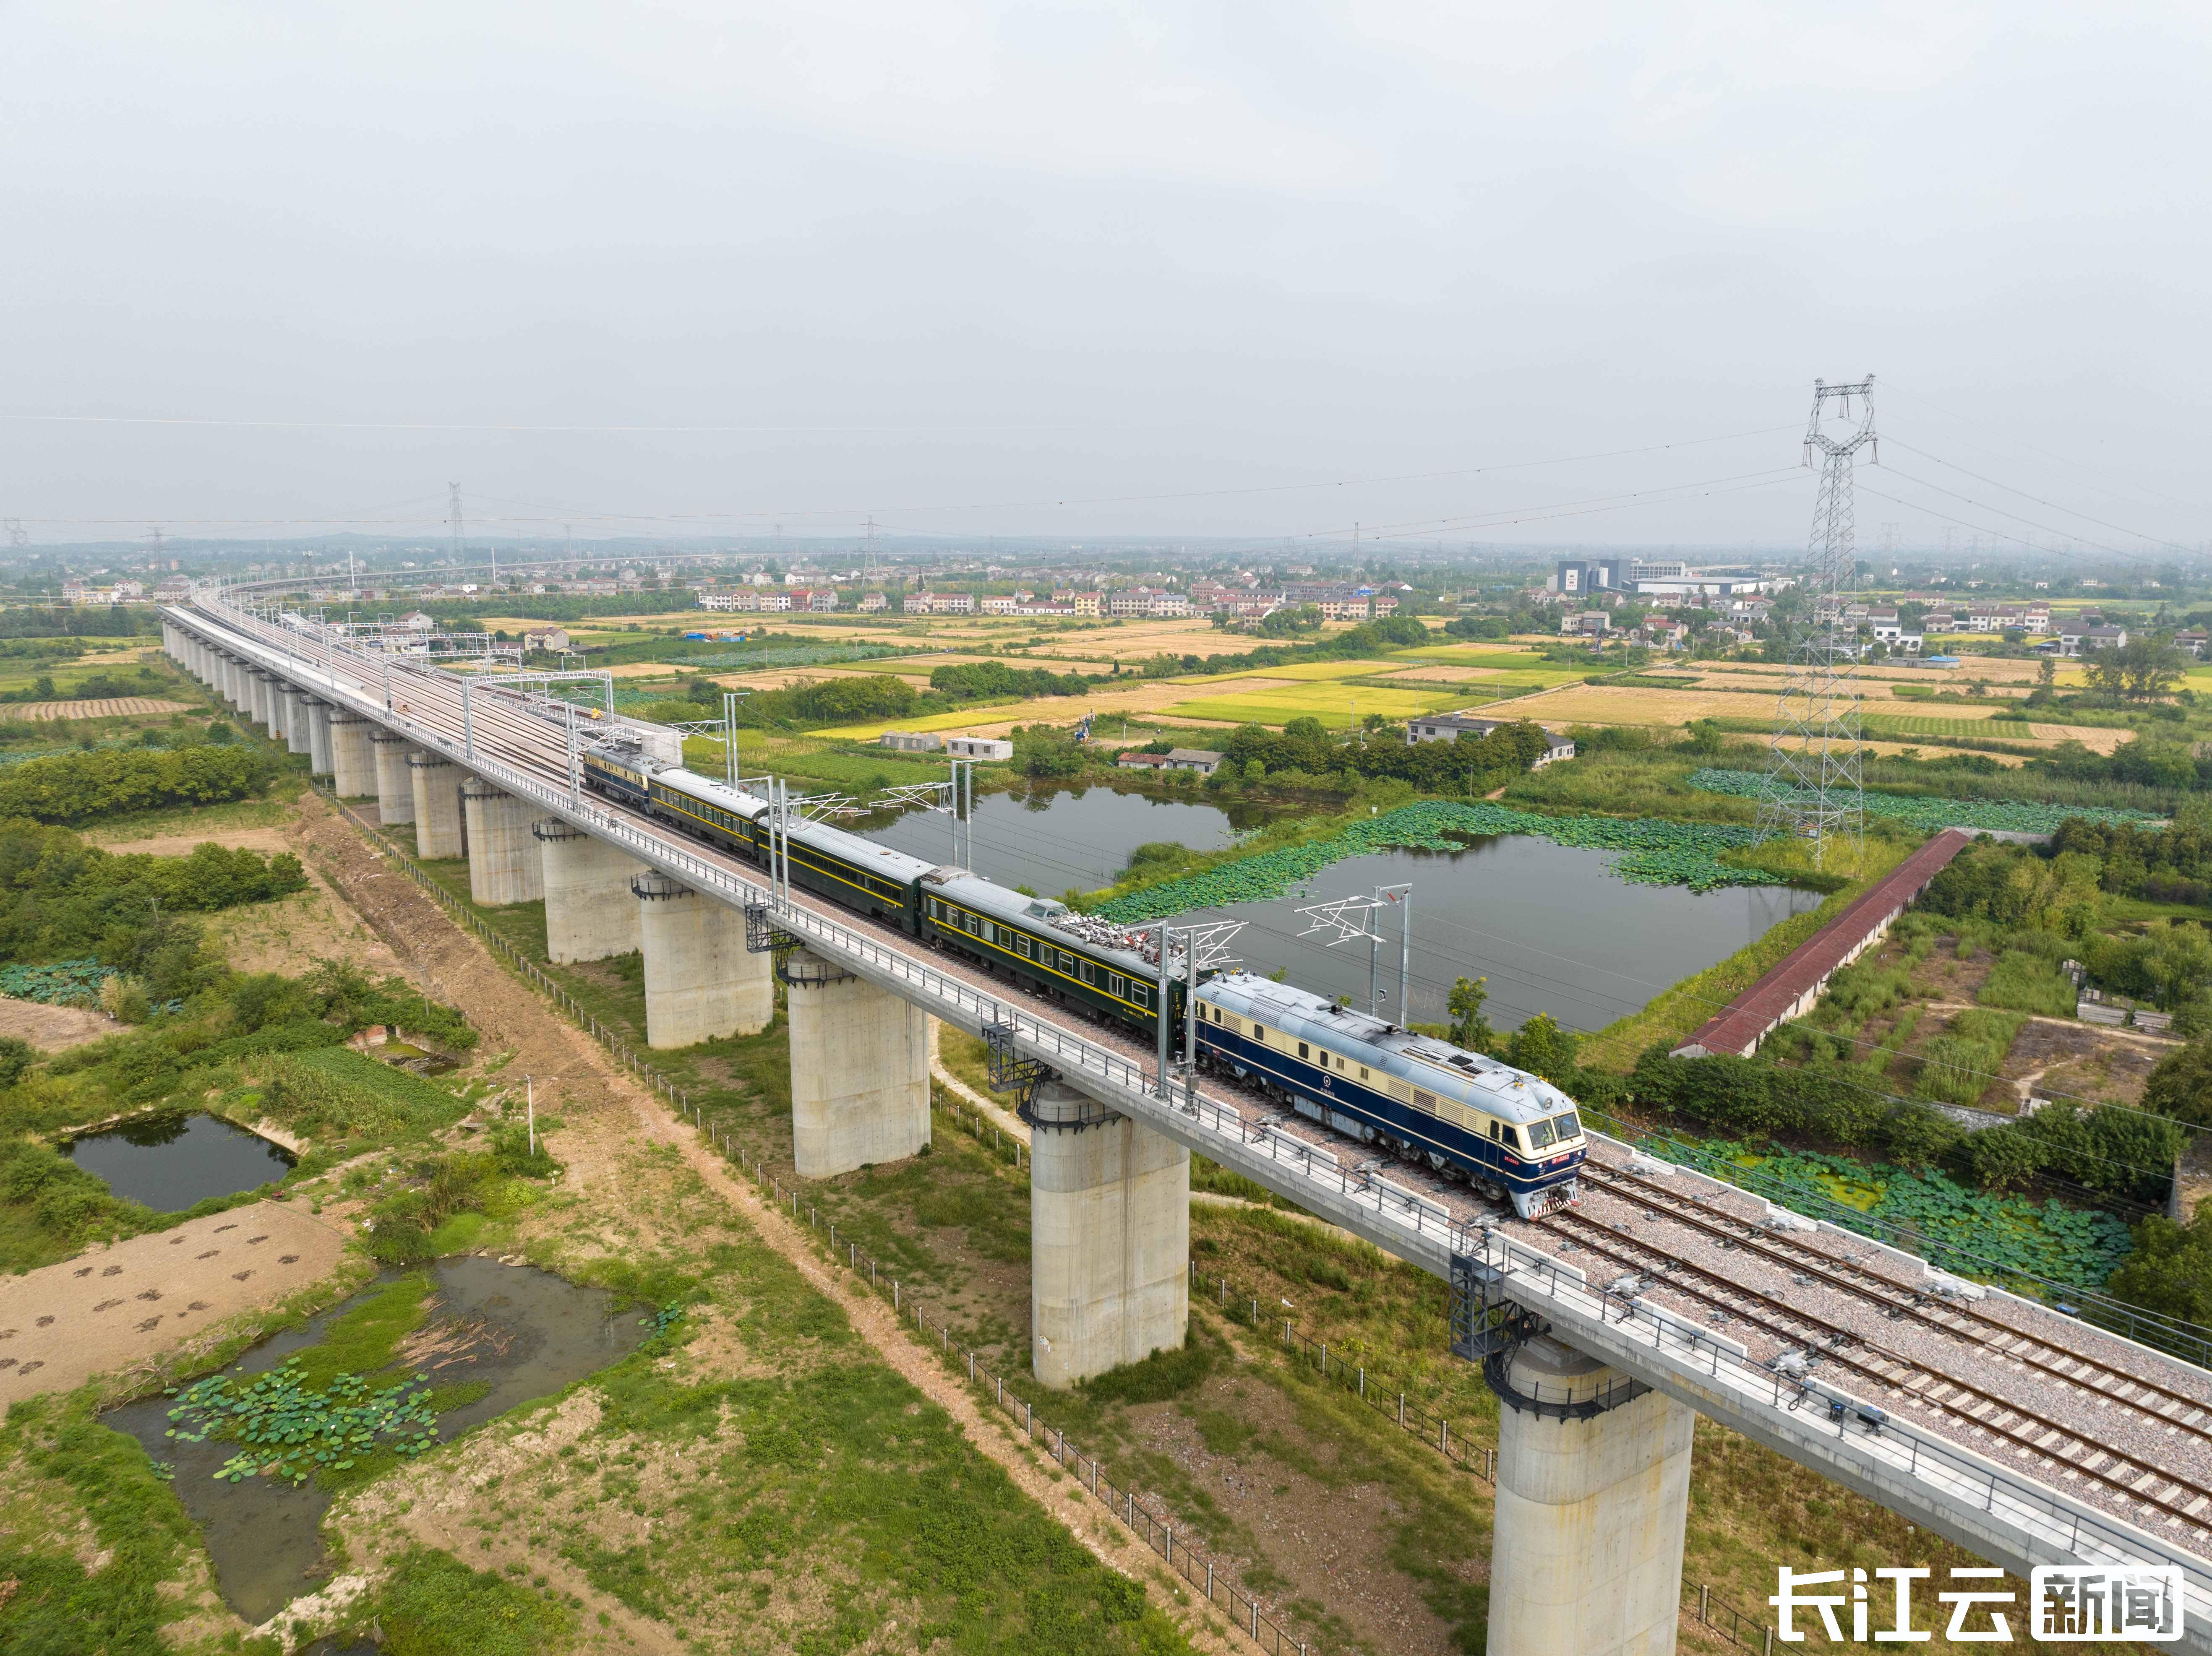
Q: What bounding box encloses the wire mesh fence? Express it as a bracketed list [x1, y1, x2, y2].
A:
[1186, 1258, 1498, 1482]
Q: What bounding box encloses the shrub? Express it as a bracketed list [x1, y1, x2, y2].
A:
[0, 746, 276, 824]
[1977, 951, 2077, 1017]
[376, 1545, 570, 1656]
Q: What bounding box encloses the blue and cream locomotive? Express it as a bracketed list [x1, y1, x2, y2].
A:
[581, 743, 1583, 1216]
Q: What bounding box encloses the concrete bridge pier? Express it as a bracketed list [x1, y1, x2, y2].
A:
[633, 874, 772, 1048]
[265, 676, 289, 742]
[535, 819, 642, 961]
[461, 778, 545, 905]
[781, 948, 929, 1176]
[1484, 1336, 1695, 1656]
[370, 733, 416, 824]
[281, 687, 312, 755]
[328, 710, 375, 799]
[407, 750, 464, 858]
[249, 669, 274, 732]
[221, 655, 245, 712]
[1027, 1079, 1189, 1390]
[302, 699, 332, 777]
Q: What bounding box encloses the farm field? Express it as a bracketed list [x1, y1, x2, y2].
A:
[0, 695, 194, 721]
[1182, 656, 1403, 682]
[1159, 680, 1467, 726]
[810, 672, 1312, 740]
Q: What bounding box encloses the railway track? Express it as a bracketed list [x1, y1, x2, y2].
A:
[1542, 1203, 2212, 1542]
[1577, 1159, 2212, 1438]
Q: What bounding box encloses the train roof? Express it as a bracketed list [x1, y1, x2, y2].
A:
[921, 870, 1166, 977]
[1196, 971, 1579, 1127]
[653, 767, 941, 887]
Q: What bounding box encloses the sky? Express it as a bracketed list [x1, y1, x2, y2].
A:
[3, 1, 2208, 555]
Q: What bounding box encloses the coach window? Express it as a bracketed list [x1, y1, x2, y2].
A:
[1131, 983, 1149, 1008]
[1108, 973, 1126, 997]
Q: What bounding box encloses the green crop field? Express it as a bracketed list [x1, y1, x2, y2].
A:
[1689, 768, 2162, 832]
[1862, 713, 2016, 738]
[1159, 682, 1466, 726]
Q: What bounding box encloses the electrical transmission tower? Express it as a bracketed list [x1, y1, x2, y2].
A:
[4, 519, 27, 550]
[1759, 376, 1877, 870]
[448, 482, 465, 567]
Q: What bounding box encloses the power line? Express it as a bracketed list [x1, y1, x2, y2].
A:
[1884, 439, 2189, 553]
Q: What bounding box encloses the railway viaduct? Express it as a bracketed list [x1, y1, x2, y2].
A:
[164, 593, 2212, 1654]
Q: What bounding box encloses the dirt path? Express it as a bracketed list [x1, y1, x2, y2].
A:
[297, 792, 1239, 1654]
[930, 1025, 1031, 1146]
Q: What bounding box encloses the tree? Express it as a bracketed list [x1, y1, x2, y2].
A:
[1505, 1012, 1577, 1083]
[2144, 1039, 2212, 1126]
[1447, 975, 1495, 1053]
[2109, 1203, 2212, 1325]
[2084, 633, 2187, 702]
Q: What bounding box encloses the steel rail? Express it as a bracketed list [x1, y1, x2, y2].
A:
[1578, 1162, 2212, 1439]
[1546, 1207, 2212, 1543]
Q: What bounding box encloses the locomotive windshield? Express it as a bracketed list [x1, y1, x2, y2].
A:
[1526, 1117, 1556, 1151]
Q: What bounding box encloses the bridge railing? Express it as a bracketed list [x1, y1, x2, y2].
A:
[177, 596, 2212, 1626]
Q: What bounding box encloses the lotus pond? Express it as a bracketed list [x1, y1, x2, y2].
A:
[1603, 1122, 2134, 1290]
[102, 1256, 654, 1625]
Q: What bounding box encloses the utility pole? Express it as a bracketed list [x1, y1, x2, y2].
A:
[1759, 376, 1875, 871]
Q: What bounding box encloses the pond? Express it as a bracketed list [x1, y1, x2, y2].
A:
[103, 1257, 652, 1625]
[861, 782, 1270, 896]
[1182, 833, 1823, 1033]
[65, 1112, 295, 1211]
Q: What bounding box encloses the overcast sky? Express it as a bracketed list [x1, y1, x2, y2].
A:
[4, 2, 2207, 555]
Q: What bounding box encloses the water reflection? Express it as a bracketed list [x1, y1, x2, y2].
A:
[65, 1112, 295, 1211]
[1187, 834, 1821, 1033]
[863, 782, 1268, 895]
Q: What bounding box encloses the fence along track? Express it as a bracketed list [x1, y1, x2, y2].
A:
[1543, 1208, 2212, 1542]
[1578, 1162, 2212, 1440]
